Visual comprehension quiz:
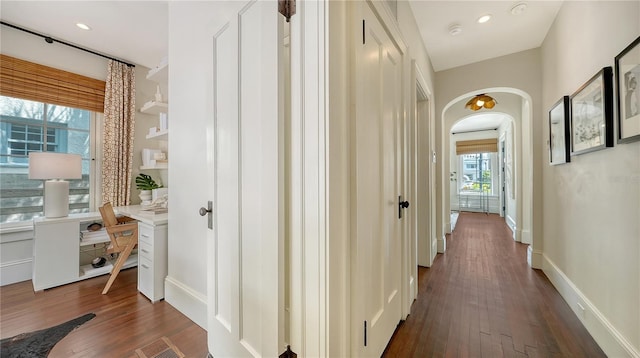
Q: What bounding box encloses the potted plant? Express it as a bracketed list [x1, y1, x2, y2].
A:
[135, 174, 162, 204]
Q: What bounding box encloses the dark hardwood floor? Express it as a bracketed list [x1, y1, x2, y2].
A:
[0, 268, 208, 357]
[1, 212, 607, 357]
[383, 212, 606, 358]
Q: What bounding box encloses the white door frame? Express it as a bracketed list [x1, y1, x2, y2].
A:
[287, 1, 330, 357]
[413, 63, 436, 268]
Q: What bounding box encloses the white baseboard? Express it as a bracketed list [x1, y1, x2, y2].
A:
[431, 238, 438, 263]
[506, 215, 517, 241]
[542, 255, 639, 358]
[445, 221, 451, 234]
[437, 236, 446, 253]
[521, 229, 532, 244]
[527, 246, 542, 269]
[164, 276, 207, 329]
[1, 258, 32, 286]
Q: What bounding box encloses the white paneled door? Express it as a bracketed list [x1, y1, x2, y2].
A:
[353, 2, 403, 356]
[207, 1, 283, 357]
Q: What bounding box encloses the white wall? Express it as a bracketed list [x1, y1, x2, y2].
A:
[164, 2, 220, 328]
[397, 1, 435, 90]
[327, 1, 351, 356]
[540, 2, 640, 356]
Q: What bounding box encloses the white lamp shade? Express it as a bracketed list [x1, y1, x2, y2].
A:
[28, 152, 82, 180]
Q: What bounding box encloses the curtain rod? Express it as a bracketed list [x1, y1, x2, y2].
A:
[451, 128, 498, 135]
[1, 21, 135, 68]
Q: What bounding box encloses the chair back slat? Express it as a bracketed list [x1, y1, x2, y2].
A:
[99, 202, 119, 228]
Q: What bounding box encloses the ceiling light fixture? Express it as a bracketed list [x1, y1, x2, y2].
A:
[510, 2, 528, 15]
[477, 14, 492, 24]
[448, 24, 463, 36]
[76, 23, 91, 30]
[465, 94, 497, 111]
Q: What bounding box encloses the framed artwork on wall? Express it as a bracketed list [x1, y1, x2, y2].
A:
[549, 96, 571, 165]
[570, 66, 614, 156]
[615, 36, 640, 143]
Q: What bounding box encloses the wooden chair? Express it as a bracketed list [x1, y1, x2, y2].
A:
[99, 202, 138, 294]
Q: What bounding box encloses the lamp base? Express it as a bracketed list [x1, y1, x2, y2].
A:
[44, 180, 69, 218]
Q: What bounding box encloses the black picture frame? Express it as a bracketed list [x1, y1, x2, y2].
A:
[615, 36, 640, 143]
[549, 96, 571, 165]
[570, 67, 614, 156]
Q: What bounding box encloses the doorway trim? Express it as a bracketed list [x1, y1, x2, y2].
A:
[412, 61, 436, 269]
[439, 88, 535, 266]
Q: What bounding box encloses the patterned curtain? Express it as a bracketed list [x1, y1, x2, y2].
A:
[102, 60, 136, 206]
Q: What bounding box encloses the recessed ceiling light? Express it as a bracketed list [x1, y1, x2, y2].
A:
[76, 23, 91, 31]
[477, 14, 492, 24]
[448, 24, 463, 36]
[510, 2, 528, 15]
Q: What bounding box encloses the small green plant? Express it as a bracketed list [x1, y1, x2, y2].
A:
[135, 173, 162, 190]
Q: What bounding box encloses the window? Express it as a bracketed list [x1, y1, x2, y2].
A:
[0, 95, 97, 223]
[459, 153, 494, 194]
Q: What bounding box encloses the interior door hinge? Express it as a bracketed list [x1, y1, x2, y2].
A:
[364, 320, 367, 346]
[362, 20, 366, 44]
[279, 0, 296, 22]
[279, 345, 297, 358]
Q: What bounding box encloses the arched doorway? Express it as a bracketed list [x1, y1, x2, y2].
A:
[438, 88, 535, 264]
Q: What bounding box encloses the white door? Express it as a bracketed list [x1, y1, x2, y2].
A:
[353, 2, 403, 356]
[207, 1, 284, 357]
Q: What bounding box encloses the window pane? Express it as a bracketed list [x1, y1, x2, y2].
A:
[67, 129, 90, 159]
[0, 97, 44, 119]
[459, 153, 493, 194]
[0, 96, 93, 223]
[47, 105, 90, 130]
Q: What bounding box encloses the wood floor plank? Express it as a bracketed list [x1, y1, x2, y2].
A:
[383, 212, 606, 358]
[2, 212, 609, 358]
[0, 268, 208, 357]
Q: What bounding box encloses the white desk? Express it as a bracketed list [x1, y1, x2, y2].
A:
[32, 206, 168, 302]
[114, 205, 168, 225]
[115, 205, 168, 302]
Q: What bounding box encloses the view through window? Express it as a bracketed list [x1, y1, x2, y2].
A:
[459, 153, 493, 194]
[457, 152, 496, 213]
[0, 95, 94, 223]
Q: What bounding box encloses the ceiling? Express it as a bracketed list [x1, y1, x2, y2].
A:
[0, 1, 168, 69]
[0, 1, 560, 133]
[451, 112, 509, 134]
[0, 1, 562, 71]
[408, 1, 562, 71]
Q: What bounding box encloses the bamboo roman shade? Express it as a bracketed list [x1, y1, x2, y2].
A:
[0, 54, 106, 112]
[456, 138, 498, 155]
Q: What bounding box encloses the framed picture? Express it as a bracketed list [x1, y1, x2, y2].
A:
[549, 96, 571, 165]
[570, 67, 614, 155]
[615, 36, 640, 143]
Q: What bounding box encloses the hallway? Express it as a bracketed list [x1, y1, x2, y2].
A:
[383, 212, 606, 357]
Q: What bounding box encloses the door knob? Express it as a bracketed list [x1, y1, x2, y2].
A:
[398, 196, 410, 219]
[199, 201, 213, 229]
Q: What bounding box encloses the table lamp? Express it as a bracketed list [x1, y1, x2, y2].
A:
[28, 152, 82, 218]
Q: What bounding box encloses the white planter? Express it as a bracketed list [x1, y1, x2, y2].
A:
[139, 190, 152, 205]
